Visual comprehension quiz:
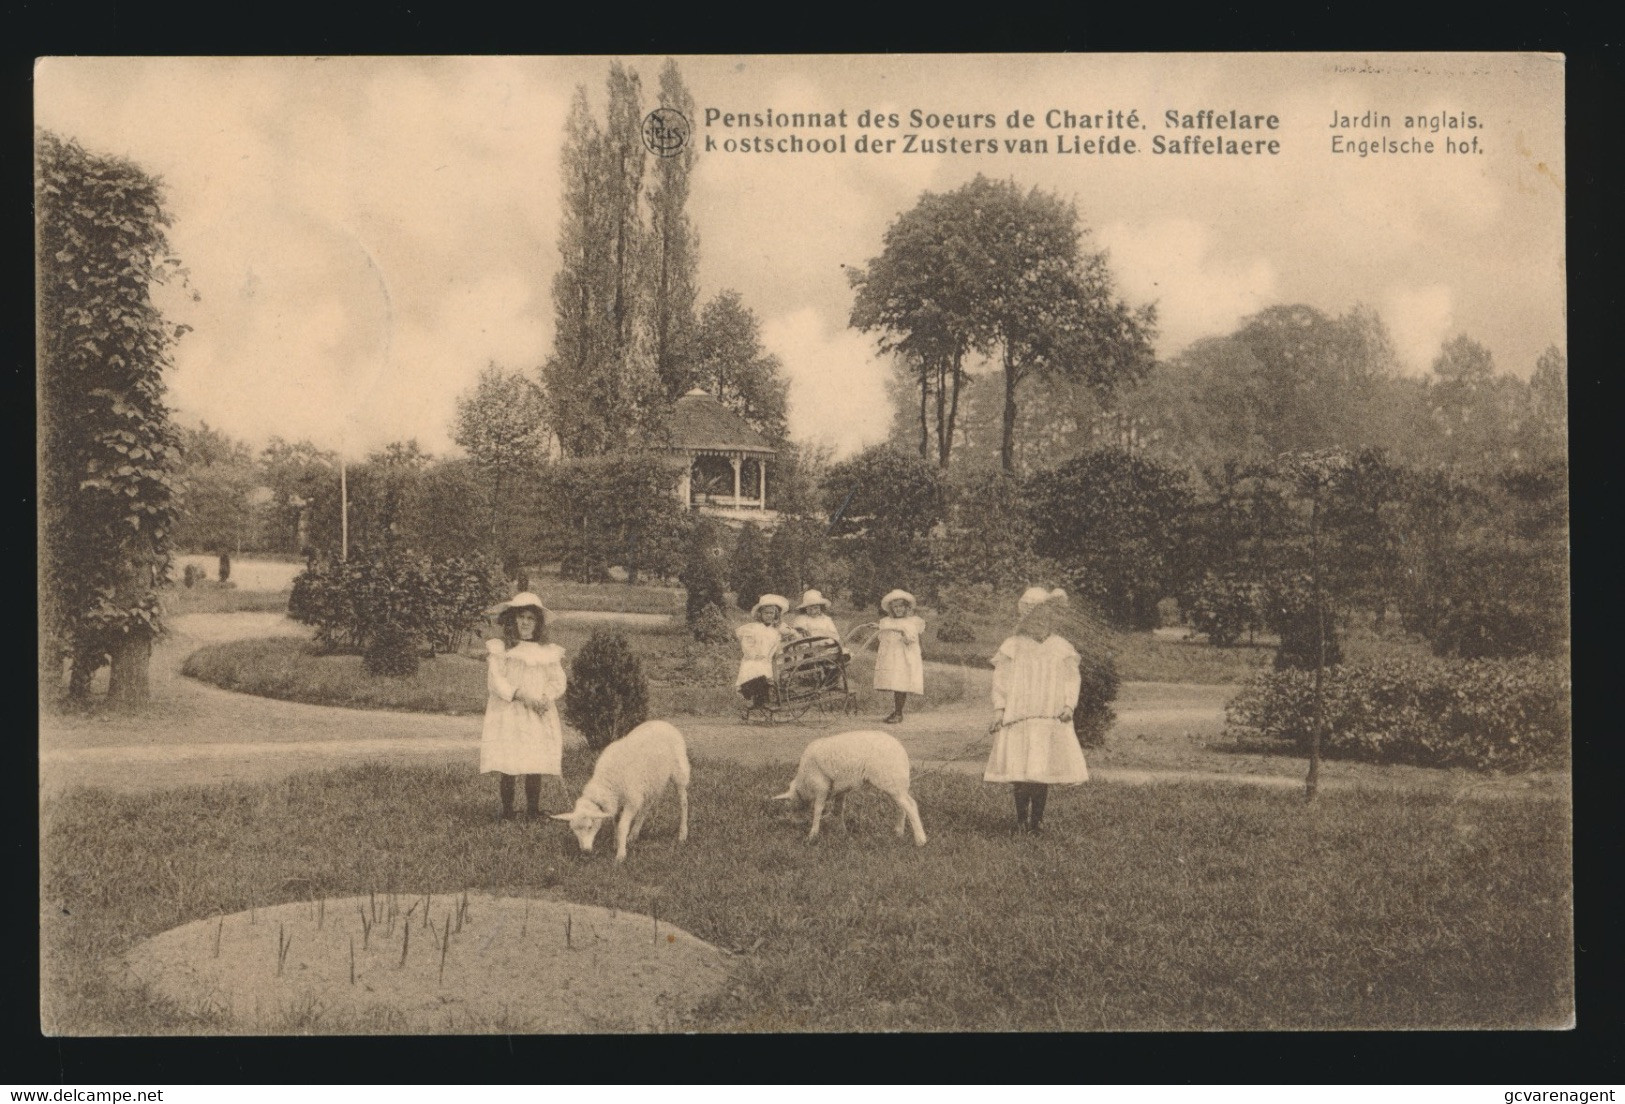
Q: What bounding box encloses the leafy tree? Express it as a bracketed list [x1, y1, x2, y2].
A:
[261, 436, 340, 555]
[37, 131, 187, 704]
[690, 290, 790, 443]
[171, 422, 258, 557]
[541, 69, 664, 456]
[728, 522, 774, 612]
[1025, 448, 1196, 630]
[1121, 305, 1402, 470]
[1518, 345, 1568, 464]
[647, 58, 699, 400]
[538, 452, 684, 583]
[453, 362, 550, 547]
[766, 516, 833, 605]
[1395, 461, 1568, 659]
[678, 516, 731, 639]
[402, 457, 487, 560]
[852, 175, 1156, 473]
[939, 469, 1047, 591]
[1425, 334, 1520, 469]
[821, 445, 946, 606]
[348, 440, 432, 554]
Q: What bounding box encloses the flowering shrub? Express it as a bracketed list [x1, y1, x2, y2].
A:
[1225, 656, 1569, 772]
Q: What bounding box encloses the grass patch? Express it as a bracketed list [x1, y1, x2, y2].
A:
[162, 585, 292, 617]
[41, 757, 1573, 1033]
[181, 629, 969, 718]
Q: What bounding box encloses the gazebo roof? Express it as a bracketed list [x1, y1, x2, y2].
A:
[666, 388, 776, 455]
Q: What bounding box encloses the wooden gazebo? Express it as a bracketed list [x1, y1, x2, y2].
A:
[665, 388, 778, 525]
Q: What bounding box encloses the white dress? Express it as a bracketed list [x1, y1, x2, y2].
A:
[792, 612, 842, 644]
[735, 621, 786, 687]
[873, 614, 925, 695]
[983, 634, 1089, 784]
[481, 640, 567, 776]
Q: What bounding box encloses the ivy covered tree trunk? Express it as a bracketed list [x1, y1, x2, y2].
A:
[108, 634, 153, 706]
[37, 130, 185, 708]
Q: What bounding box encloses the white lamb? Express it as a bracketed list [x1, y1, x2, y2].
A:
[772, 730, 927, 846]
[552, 719, 690, 862]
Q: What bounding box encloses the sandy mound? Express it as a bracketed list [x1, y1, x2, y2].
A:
[115, 893, 733, 1033]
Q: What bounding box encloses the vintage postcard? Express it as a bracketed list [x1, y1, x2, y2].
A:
[37, 54, 1569, 1035]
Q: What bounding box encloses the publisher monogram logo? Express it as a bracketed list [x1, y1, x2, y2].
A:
[642, 108, 690, 158]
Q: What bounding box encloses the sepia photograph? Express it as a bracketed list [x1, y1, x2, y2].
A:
[36, 52, 1570, 1035]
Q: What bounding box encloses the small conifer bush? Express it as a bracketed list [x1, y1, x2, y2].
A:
[563, 627, 651, 750]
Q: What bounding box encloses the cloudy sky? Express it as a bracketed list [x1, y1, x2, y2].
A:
[36, 53, 1565, 461]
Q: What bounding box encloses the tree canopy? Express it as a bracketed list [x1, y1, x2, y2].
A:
[851, 175, 1156, 472]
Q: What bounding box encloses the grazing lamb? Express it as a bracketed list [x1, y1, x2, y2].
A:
[552, 719, 690, 862]
[772, 730, 927, 846]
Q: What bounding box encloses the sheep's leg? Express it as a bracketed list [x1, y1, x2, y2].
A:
[627, 804, 647, 843]
[676, 782, 689, 843]
[897, 793, 928, 846]
[614, 810, 633, 863]
[830, 791, 848, 832]
[807, 779, 830, 841]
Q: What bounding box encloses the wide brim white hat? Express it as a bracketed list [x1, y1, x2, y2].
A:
[1017, 586, 1068, 616]
[751, 594, 791, 618]
[489, 592, 552, 621]
[797, 589, 831, 611]
[880, 589, 916, 611]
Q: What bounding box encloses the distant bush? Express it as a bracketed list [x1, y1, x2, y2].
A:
[728, 523, 773, 612]
[1261, 573, 1343, 670]
[1225, 656, 1570, 772]
[688, 602, 735, 646]
[289, 551, 506, 660]
[1183, 571, 1260, 646]
[935, 611, 977, 644]
[182, 564, 206, 589]
[563, 627, 651, 751]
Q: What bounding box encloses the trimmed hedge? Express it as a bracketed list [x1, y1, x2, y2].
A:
[1225, 656, 1569, 772]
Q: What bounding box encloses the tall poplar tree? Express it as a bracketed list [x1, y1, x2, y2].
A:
[541, 66, 664, 456]
[647, 58, 699, 400]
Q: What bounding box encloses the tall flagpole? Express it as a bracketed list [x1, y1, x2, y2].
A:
[340, 457, 349, 561]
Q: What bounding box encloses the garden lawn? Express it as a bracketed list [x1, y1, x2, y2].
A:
[180, 630, 970, 718]
[41, 757, 1572, 1033]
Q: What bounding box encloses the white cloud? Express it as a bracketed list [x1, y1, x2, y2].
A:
[1381, 284, 1455, 374]
[762, 308, 891, 459]
[1097, 219, 1278, 356]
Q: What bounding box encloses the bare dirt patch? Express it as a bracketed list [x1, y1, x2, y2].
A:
[115, 893, 732, 1034]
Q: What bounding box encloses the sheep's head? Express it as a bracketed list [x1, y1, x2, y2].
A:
[551, 800, 614, 851]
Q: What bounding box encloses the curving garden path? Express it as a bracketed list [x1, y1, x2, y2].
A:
[39, 612, 1557, 801]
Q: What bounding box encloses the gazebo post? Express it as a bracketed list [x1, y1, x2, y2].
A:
[731, 454, 742, 506]
[757, 457, 766, 507]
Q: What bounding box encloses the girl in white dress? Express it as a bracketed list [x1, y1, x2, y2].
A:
[874, 589, 925, 723]
[736, 594, 795, 715]
[482, 592, 568, 821]
[984, 587, 1089, 833]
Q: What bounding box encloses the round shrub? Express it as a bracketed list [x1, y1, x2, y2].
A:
[563, 627, 650, 751]
[1183, 571, 1259, 646]
[1073, 651, 1120, 748]
[182, 563, 205, 589]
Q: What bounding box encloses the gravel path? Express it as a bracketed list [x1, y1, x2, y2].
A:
[40, 611, 1558, 801]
